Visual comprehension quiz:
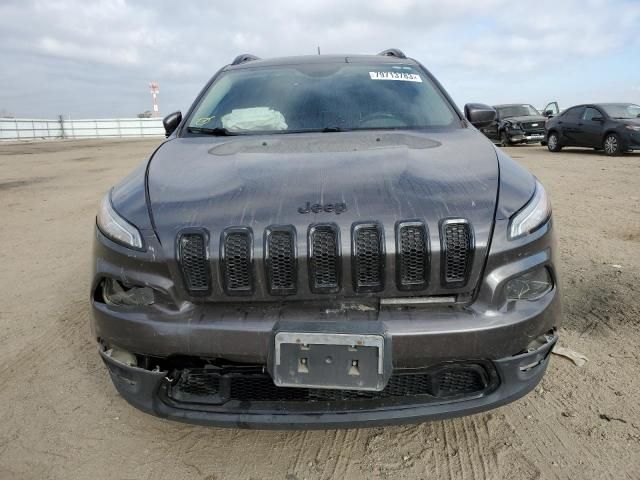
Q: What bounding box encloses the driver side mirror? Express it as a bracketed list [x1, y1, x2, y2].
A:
[591, 116, 604, 122]
[163, 111, 182, 138]
[464, 103, 497, 128]
[543, 110, 554, 118]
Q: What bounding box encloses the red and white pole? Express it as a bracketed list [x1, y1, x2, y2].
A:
[149, 81, 160, 117]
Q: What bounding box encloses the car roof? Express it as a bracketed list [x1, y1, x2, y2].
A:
[593, 102, 638, 107]
[224, 54, 418, 70]
[565, 103, 636, 109]
[493, 104, 536, 108]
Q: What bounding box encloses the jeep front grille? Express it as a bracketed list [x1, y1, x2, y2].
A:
[177, 219, 475, 296]
[308, 224, 340, 293]
[265, 226, 297, 295]
[396, 221, 429, 290]
[352, 223, 384, 292]
[221, 228, 253, 295]
[442, 220, 473, 287]
[177, 231, 210, 295]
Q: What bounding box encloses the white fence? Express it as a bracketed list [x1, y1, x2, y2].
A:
[0, 117, 165, 140]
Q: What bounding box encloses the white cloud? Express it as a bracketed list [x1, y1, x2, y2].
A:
[0, 0, 638, 117]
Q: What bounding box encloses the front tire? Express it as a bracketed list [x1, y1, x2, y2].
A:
[547, 132, 562, 152]
[603, 133, 621, 156]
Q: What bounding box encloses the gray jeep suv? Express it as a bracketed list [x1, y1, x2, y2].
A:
[91, 49, 560, 429]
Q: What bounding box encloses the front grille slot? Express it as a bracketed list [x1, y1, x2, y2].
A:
[441, 220, 473, 287]
[221, 228, 253, 295]
[308, 224, 340, 293]
[177, 231, 210, 295]
[167, 363, 491, 405]
[265, 226, 296, 295]
[521, 121, 544, 131]
[396, 221, 429, 290]
[352, 223, 384, 292]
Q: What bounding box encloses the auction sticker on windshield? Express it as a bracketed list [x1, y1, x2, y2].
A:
[369, 71, 422, 82]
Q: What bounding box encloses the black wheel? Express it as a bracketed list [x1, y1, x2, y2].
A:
[500, 131, 510, 147]
[547, 132, 562, 152]
[603, 133, 621, 156]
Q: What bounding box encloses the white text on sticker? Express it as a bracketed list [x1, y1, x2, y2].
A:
[369, 71, 422, 82]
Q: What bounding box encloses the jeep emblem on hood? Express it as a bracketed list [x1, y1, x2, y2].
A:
[298, 202, 347, 214]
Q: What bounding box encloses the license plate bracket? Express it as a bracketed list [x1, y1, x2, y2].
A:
[272, 330, 389, 391]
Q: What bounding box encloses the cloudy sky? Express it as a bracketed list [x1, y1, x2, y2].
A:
[1, 0, 639, 119]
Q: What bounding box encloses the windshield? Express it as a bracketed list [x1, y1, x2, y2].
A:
[600, 104, 640, 119]
[186, 63, 458, 134]
[496, 105, 540, 118]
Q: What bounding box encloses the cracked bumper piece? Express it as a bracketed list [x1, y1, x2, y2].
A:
[99, 332, 557, 430]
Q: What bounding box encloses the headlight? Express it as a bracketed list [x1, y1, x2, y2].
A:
[508, 122, 521, 130]
[509, 180, 551, 239]
[625, 125, 640, 131]
[505, 267, 553, 300]
[97, 191, 143, 249]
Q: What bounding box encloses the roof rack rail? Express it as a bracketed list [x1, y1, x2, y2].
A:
[231, 54, 260, 65]
[377, 48, 406, 59]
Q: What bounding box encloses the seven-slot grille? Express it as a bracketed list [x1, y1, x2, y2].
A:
[221, 228, 253, 295]
[352, 223, 384, 292]
[396, 221, 429, 290]
[265, 227, 297, 295]
[308, 224, 340, 293]
[177, 231, 210, 295]
[442, 220, 473, 287]
[177, 220, 474, 296]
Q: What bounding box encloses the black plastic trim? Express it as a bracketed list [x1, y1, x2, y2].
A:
[395, 220, 429, 291]
[377, 48, 406, 59]
[307, 223, 341, 294]
[176, 228, 211, 296]
[351, 221, 385, 293]
[231, 54, 260, 65]
[264, 225, 297, 296]
[439, 218, 474, 288]
[219, 227, 254, 296]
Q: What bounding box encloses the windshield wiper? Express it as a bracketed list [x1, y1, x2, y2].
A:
[321, 126, 344, 132]
[187, 126, 236, 136]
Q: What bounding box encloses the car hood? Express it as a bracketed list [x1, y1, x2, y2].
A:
[503, 115, 546, 124]
[147, 129, 499, 299]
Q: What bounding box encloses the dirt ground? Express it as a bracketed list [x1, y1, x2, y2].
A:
[0, 138, 639, 480]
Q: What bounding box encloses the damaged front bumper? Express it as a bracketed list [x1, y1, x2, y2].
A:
[99, 331, 557, 429]
[91, 212, 561, 428]
[507, 132, 546, 144]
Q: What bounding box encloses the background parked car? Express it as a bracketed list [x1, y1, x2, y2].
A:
[478, 104, 547, 146]
[545, 103, 640, 156]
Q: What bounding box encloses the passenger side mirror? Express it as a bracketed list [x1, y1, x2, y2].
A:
[591, 116, 603, 122]
[464, 103, 497, 128]
[163, 111, 182, 138]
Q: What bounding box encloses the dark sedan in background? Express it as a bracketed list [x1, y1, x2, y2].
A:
[479, 104, 547, 146]
[546, 103, 640, 156]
